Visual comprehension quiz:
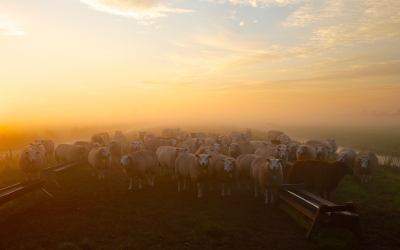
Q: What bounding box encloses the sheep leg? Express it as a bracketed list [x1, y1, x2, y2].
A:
[128, 178, 133, 190]
[183, 179, 187, 190]
[227, 186, 231, 196]
[265, 191, 269, 204]
[221, 184, 225, 196]
[151, 174, 155, 186]
[177, 179, 181, 192]
[197, 182, 203, 198]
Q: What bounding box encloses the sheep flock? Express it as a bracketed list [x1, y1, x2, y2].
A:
[18, 127, 379, 203]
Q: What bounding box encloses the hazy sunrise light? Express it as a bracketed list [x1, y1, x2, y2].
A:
[1, 0, 400, 130]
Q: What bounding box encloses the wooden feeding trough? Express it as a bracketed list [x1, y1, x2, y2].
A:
[42, 160, 87, 187]
[0, 180, 54, 206]
[278, 184, 363, 240]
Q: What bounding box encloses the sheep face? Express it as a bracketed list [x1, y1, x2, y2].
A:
[25, 150, 40, 162]
[315, 146, 326, 159]
[277, 145, 289, 159]
[216, 135, 223, 143]
[180, 133, 189, 141]
[35, 139, 43, 144]
[222, 158, 236, 173]
[358, 157, 370, 169]
[213, 143, 221, 153]
[100, 147, 110, 157]
[197, 138, 205, 146]
[230, 137, 238, 143]
[120, 155, 131, 168]
[337, 153, 347, 162]
[169, 139, 177, 147]
[132, 141, 142, 150]
[182, 145, 191, 153]
[229, 143, 238, 153]
[176, 148, 187, 155]
[297, 145, 306, 155]
[196, 154, 211, 168]
[267, 158, 282, 172]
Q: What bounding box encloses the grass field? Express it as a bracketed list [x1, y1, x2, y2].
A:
[1, 124, 400, 249]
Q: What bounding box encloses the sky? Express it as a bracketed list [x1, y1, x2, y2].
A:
[1, 0, 400, 131]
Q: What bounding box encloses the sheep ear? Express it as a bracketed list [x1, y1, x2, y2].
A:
[222, 159, 226, 162]
[266, 158, 271, 163]
[195, 154, 199, 158]
[25, 151, 29, 154]
[208, 155, 212, 159]
[36, 151, 40, 155]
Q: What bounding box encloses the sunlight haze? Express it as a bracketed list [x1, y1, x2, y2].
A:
[1, 0, 400, 131]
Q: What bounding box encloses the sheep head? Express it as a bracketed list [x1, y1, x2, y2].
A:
[267, 158, 282, 172]
[25, 149, 40, 162]
[358, 157, 370, 169]
[222, 158, 236, 174]
[120, 155, 131, 168]
[337, 153, 347, 162]
[195, 154, 211, 168]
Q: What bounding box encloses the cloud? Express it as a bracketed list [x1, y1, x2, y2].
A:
[0, 14, 26, 36]
[283, 0, 400, 48]
[202, 0, 307, 7]
[80, 0, 194, 19]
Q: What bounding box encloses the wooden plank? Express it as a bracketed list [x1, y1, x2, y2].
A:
[279, 201, 312, 230]
[279, 194, 316, 220]
[0, 180, 45, 205]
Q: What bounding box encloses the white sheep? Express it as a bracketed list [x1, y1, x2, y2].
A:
[177, 138, 200, 154]
[91, 132, 109, 146]
[120, 150, 159, 190]
[65, 144, 87, 162]
[156, 146, 189, 179]
[236, 154, 260, 190]
[111, 131, 127, 143]
[175, 153, 212, 198]
[212, 155, 238, 196]
[296, 145, 317, 160]
[250, 141, 270, 153]
[34, 139, 55, 159]
[251, 157, 283, 204]
[305, 140, 333, 158]
[122, 140, 144, 155]
[18, 147, 45, 181]
[162, 127, 180, 137]
[228, 141, 253, 158]
[88, 146, 111, 179]
[337, 148, 357, 169]
[267, 130, 285, 140]
[354, 151, 379, 182]
[278, 134, 292, 145]
[327, 139, 339, 154]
